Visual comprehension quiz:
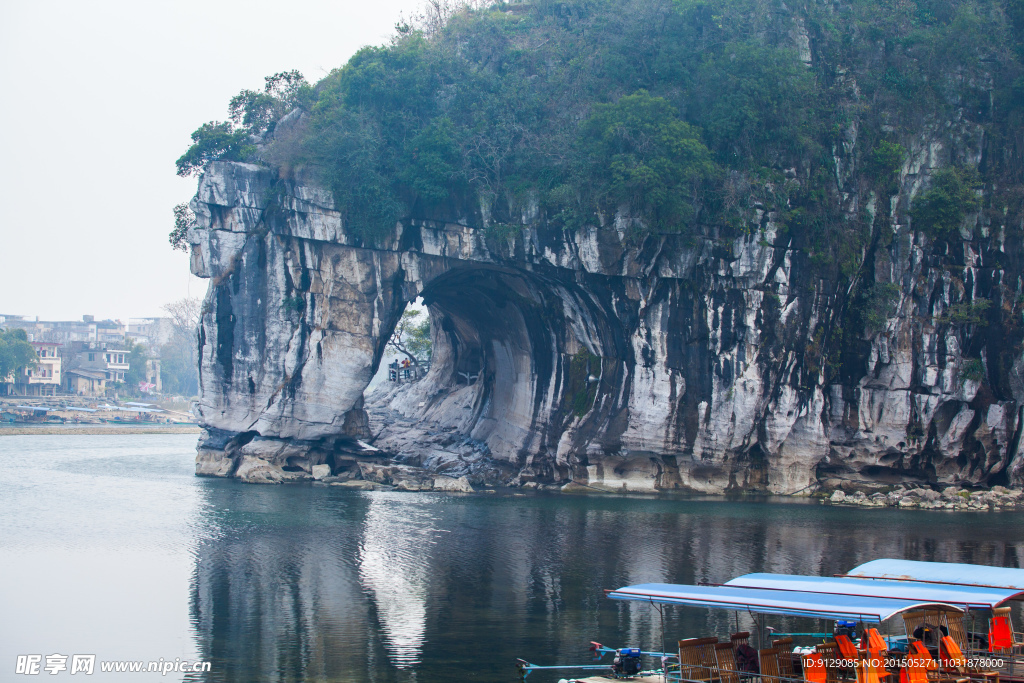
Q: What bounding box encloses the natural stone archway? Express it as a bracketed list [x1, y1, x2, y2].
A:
[188, 161, 1024, 492]
[378, 264, 632, 483]
[188, 161, 638, 486]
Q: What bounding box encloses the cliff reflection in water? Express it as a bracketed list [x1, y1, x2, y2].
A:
[188, 483, 1024, 682]
[359, 494, 440, 667]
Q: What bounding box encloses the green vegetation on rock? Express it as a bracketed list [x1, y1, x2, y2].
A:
[860, 283, 901, 335]
[169, 203, 196, 252]
[175, 122, 255, 178]
[940, 299, 992, 326]
[176, 0, 1023, 266]
[910, 167, 983, 236]
[960, 357, 986, 382]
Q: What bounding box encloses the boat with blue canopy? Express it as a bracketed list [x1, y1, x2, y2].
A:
[606, 583, 964, 622]
[516, 560, 1023, 682]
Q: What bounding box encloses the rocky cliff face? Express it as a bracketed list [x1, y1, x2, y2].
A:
[188, 152, 1024, 493]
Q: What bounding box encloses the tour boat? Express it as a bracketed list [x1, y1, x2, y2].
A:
[517, 560, 1024, 683]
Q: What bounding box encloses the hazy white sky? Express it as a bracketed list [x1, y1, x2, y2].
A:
[0, 0, 422, 322]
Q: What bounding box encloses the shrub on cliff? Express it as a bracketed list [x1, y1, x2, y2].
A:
[175, 122, 254, 178]
[860, 283, 901, 335]
[910, 167, 984, 237]
[169, 203, 196, 252]
[176, 72, 312, 178]
[578, 91, 716, 233]
[228, 71, 313, 137]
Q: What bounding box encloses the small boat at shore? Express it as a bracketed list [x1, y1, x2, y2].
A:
[517, 560, 1024, 683]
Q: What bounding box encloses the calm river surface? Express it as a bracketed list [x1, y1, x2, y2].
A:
[2, 434, 1023, 682]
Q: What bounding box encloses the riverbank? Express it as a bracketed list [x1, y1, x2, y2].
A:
[0, 424, 201, 436]
[218, 454, 1024, 510]
[825, 485, 1024, 511]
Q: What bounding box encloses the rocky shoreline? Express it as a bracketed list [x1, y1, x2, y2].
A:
[221, 450, 1024, 509]
[826, 485, 1024, 511]
[7, 417, 1019, 507]
[224, 456, 477, 492]
[186, 370, 1023, 505]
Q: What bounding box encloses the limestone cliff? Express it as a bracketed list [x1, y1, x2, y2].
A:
[188, 150, 1024, 493]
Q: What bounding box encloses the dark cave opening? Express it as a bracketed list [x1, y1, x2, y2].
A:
[366, 264, 619, 475]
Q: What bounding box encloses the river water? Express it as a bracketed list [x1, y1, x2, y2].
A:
[1, 434, 1022, 682]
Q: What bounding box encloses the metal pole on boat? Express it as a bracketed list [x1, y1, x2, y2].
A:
[650, 599, 667, 681]
[971, 613, 976, 657]
[660, 602, 667, 680]
[661, 603, 667, 682]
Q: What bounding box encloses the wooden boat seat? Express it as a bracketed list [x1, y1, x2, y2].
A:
[940, 613, 970, 654]
[774, 638, 795, 679]
[680, 637, 722, 682]
[760, 648, 784, 683]
[905, 612, 927, 641]
[698, 637, 723, 681]
[836, 635, 861, 660]
[732, 632, 752, 648]
[716, 641, 742, 683]
[863, 629, 888, 658]
[909, 641, 938, 672]
[817, 641, 848, 683]
[905, 612, 949, 650]
[904, 648, 934, 683]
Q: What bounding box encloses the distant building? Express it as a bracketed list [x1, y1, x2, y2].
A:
[1, 341, 62, 396]
[127, 318, 174, 348]
[2, 315, 126, 345]
[13, 342, 63, 396]
[95, 319, 126, 343]
[64, 369, 106, 397]
[62, 341, 130, 395]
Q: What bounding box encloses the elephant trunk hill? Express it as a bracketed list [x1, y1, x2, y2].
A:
[182, 0, 1024, 495]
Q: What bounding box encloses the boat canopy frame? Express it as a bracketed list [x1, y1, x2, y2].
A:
[607, 583, 965, 622]
[724, 573, 1024, 610]
[843, 559, 1024, 592]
